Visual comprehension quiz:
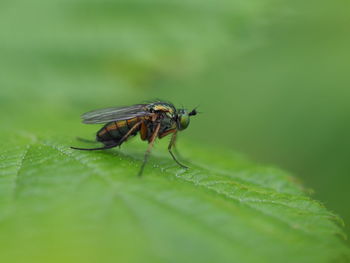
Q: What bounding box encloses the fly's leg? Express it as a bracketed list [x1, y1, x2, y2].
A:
[117, 121, 142, 145]
[168, 131, 184, 162]
[168, 132, 188, 169]
[138, 122, 161, 177]
[71, 143, 118, 151]
[72, 122, 142, 151]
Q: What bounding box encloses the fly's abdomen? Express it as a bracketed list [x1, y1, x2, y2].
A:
[97, 117, 141, 144]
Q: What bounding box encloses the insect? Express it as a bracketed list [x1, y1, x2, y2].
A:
[71, 101, 197, 176]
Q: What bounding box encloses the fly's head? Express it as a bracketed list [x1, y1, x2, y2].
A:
[176, 108, 197, 131]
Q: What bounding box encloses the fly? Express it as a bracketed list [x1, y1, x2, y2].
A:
[71, 101, 197, 176]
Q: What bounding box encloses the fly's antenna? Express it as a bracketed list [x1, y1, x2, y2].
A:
[189, 110, 197, 116]
[189, 105, 201, 116]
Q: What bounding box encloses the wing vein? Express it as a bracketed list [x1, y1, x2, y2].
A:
[81, 104, 150, 124]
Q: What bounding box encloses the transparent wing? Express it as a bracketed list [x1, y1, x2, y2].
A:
[81, 104, 151, 124]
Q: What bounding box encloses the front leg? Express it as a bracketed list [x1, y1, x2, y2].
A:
[168, 131, 188, 169]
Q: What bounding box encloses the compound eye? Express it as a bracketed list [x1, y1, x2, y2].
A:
[179, 114, 190, 130]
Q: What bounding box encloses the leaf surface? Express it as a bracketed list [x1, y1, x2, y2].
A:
[0, 0, 349, 262]
[0, 132, 348, 263]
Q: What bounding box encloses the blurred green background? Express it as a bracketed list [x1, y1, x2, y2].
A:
[1, 0, 349, 239]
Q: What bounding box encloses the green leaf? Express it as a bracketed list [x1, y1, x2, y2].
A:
[0, 132, 348, 263]
[0, 0, 349, 262]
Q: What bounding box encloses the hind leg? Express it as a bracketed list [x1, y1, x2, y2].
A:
[72, 121, 142, 152]
[71, 142, 118, 151]
[138, 122, 161, 177]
